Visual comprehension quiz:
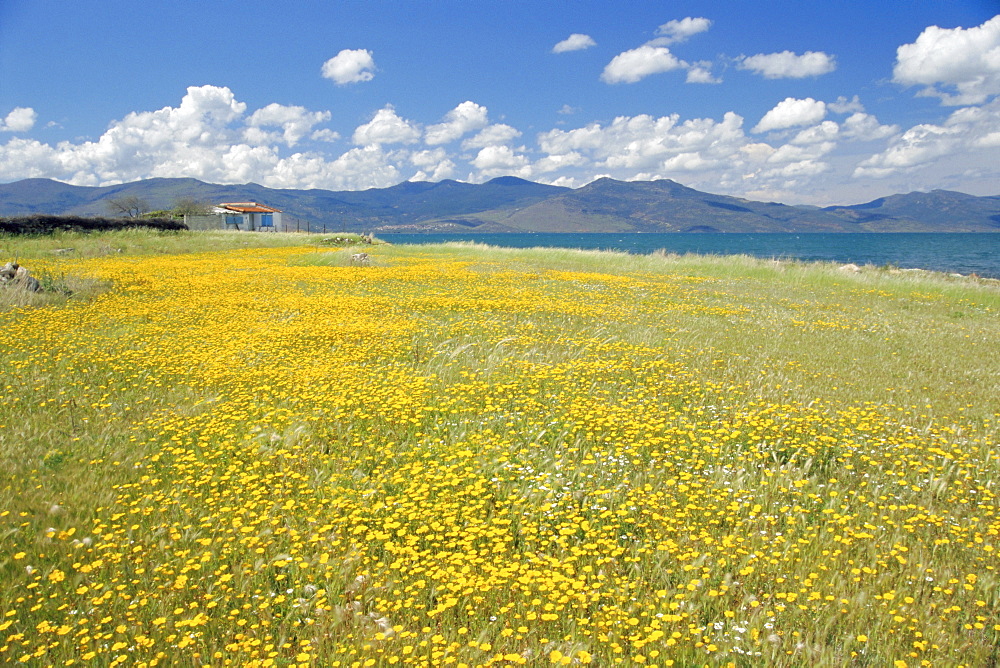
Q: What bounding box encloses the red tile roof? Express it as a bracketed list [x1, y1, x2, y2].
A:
[217, 202, 282, 213]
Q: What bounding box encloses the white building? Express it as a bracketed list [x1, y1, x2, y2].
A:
[209, 202, 283, 231]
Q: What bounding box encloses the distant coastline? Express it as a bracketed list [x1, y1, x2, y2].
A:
[380, 231, 1000, 279]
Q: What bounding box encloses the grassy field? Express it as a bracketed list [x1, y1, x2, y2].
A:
[1, 229, 998, 667]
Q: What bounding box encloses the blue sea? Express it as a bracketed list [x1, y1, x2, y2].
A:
[379, 233, 1000, 279]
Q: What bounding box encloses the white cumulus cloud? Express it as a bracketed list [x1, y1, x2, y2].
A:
[424, 101, 489, 145]
[245, 103, 333, 147]
[0, 85, 403, 191]
[649, 17, 711, 46]
[1, 107, 37, 132]
[790, 121, 840, 145]
[462, 124, 522, 150]
[686, 62, 721, 84]
[854, 124, 960, 178]
[855, 98, 1000, 179]
[552, 33, 596, 53]
[738, 50, 836, 79]
[292, 144, 401, 189]
[537, 111, 747, 174]
[601, 45, 686, 84]
[840, 113, 899, 141]
[470, 145, 532, 180]
[321, 49, 376, 85]
[352, 105, 421, 146]
[532, 151, 587, 174]
[828, 95, 865, 114]
[893, 15, 1000, 105]
[753, 97, 827, 133]
[0, 138, 64, 182]
[410, 148, 456, 181]
[764, 159, 830, 179]
[767, 140, 836, 165]
[531, 109, 855, 200]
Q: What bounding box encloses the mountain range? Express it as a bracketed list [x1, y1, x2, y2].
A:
[1, 176, 999, 233]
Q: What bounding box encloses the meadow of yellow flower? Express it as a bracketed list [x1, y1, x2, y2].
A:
[1, 234, 998, 666]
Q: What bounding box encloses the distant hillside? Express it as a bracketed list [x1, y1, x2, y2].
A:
[1, 176, 998, 233]
[0, 177, 568, 232]
[460, 178, 857, 233]
[823, 190, 1000, 231]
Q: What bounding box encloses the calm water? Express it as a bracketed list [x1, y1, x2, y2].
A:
[380, 233, 1000, 279]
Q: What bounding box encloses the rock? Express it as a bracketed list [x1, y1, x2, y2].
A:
[1, 261, 43, 292]
[838, 263, 861, 273]
[351, 252, 371, 266]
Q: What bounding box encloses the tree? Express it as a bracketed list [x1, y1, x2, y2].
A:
[172, 197, 214, 217]
[105, 195, 150, 219]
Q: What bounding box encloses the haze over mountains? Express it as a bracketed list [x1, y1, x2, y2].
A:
[1, 177, 999, 233]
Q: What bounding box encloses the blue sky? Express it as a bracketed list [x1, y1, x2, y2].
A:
[1, 0, 998, 204]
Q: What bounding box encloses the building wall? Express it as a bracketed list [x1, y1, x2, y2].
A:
[184, 214, 224, 231]
[185, 211, 284, 232]
[262, 211, 285, 232]
[247, 212, 284, 231]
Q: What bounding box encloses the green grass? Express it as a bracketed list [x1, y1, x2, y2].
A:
[0, 228, 372, 259]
